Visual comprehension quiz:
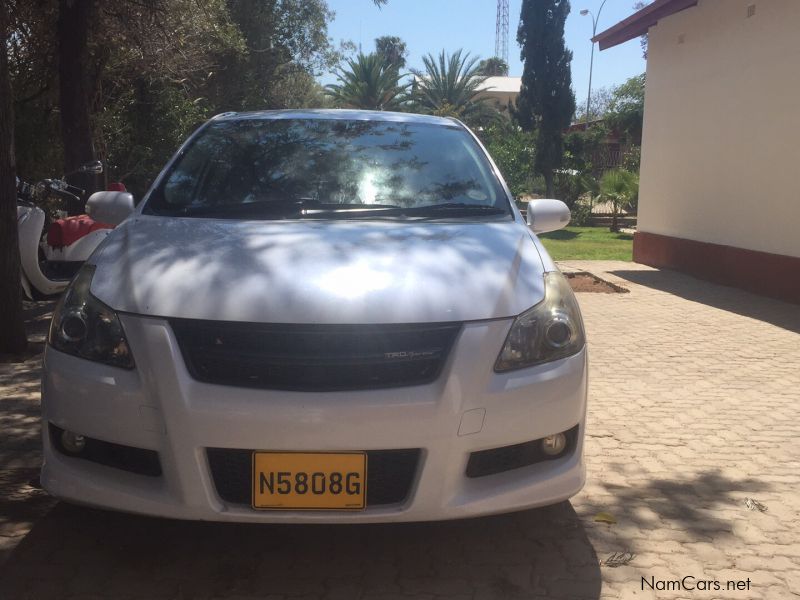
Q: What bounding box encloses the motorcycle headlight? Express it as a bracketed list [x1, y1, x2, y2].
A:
[48, 265, 134, 369]
[495, 271, 585, 372]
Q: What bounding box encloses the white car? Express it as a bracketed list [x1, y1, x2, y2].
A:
[41, 109, 587, 523]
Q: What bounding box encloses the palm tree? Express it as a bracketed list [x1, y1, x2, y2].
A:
[598, 169, 639, 232]
[478, 57, 509, 77]
[412, 49, 495, 124]
[325, 53, 408, 111]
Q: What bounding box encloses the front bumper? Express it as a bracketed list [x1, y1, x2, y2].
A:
[41, 314, 588, 523]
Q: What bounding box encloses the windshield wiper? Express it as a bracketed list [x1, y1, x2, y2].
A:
[300, 202, 509, 220]
[399, 203, 508, 217]
[173, 199, 401, 219]
[173, 199, 301, 217]
[300, 204, 404, 218]
[166, 199, 506, 220]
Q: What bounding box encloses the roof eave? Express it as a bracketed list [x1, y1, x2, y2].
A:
[593, 0, 698, 51]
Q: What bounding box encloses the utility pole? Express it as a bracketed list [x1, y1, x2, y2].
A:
[580, 0, 608, 124]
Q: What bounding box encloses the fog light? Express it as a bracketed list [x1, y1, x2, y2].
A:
[541, 432, 567, 456]
[61, 430, 86, 454]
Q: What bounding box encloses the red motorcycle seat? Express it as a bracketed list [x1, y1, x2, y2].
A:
[47, 215, 113, 248]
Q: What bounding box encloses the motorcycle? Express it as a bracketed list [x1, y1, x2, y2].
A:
[16, 160, 134, 299]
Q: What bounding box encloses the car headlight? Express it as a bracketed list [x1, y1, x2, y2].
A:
[48, 264, 134, 369]
[495, 271, 585, 372]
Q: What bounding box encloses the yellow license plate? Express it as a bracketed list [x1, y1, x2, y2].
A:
[251, 452, 367, 510]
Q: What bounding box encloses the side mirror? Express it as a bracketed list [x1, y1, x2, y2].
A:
[79, 160, 104, 175]
[526, 199, 571, 233]
[85, 191, 134, 226]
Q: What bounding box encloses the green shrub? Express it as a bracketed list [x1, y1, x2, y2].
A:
[479, 123, 537, 199]
[598, 169, 639, 232]
[570, 196, 594, 226]
[553, 170, 597, 210]
[563, 125, 609, 175]
[621, 145, 641, 174]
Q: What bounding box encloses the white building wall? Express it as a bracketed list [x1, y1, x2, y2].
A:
[638, 0, 800, 258]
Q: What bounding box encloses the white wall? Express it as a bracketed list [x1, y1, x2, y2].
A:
[639, 0, 800, 258]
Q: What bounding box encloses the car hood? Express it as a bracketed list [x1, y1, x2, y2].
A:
[90, 215, 546, 324]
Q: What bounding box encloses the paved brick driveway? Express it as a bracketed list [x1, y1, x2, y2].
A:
[1, 262, 798, 599]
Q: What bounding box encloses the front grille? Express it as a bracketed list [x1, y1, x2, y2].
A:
[49, 423, 162, 477]
[170, 319, 462, 392]
[206, 448, 421, 507]
[466, 425, 580, 478]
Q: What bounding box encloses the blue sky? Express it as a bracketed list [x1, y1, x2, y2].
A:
[322, 0, 646, 102]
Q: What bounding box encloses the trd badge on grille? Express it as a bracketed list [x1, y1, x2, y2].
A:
[384, 350, 437, 360]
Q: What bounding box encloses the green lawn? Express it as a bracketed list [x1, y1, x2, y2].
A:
[538, 226, 633, 261]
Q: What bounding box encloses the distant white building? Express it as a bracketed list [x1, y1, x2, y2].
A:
[474, 76, 522, 113]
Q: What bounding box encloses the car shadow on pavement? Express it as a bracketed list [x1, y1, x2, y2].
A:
[610, 270, 800, 334]
[0, 500, 601, 599]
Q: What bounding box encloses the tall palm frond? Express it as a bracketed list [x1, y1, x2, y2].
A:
[412, 49, 494, 122]
[325, 53, 408, 111]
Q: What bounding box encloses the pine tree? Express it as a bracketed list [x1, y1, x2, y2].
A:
[516, 0, 576, 197]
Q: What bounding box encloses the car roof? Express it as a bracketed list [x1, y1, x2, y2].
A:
[211, 109, 461, 127]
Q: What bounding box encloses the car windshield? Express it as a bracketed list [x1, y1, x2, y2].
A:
[144, 117, 511, 219]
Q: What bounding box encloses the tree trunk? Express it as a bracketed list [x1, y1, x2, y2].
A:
[58, 0, 97, 203]
[544, 170, 554, 198]
[0, 5, 28, 353]
[610, 201, 619, 233]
